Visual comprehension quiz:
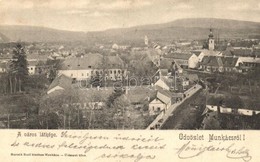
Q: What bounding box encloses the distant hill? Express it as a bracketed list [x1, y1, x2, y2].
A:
[0, 25, 86, 42]
[0, 32, 9, 42]
[87, 18, 260, 43]
[0, 18, 259, 43]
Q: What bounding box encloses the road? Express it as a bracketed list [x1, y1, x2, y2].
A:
[161, 89, 206, 129]
[147, 84, 202, 130]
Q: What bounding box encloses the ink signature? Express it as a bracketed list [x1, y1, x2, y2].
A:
[176, 141, 252, 162]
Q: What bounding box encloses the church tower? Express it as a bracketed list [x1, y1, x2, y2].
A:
[208, 28, 214, 50]
[144, 35, 149, 46]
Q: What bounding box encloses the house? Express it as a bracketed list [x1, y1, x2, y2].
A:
[59, 53, 127, 81]
[181, 72, 199, 84]
[149, 98, 167, 115]
[149, 88, 172, 115]
[149, 87, 183, 115]
[231, 47, 253, 57]
[221, 57, 238, 72]
[188, 54, 200, 69]
[164, 53, 193, 69]
[28, 60, 38, 75]
[206, 105, 260, 116]
[200, 56, 224, 72]
[27, 60, 50, 75]
[235, 57, 260, 72]
[198, 50, 222, 62]
[154, 76, 176, 91]
[159, 58, 183, 74]
[47, 74, 72, 94]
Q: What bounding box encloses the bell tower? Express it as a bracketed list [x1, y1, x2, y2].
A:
[208, 28, 214, 50]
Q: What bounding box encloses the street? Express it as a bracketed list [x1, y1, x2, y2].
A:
[161, 89, 206, 129]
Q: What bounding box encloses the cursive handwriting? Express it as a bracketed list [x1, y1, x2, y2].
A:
[95, 153, 156, 162]
[176, 141, 252, 162]
[57, 141, 125, 153]
[60, 131, 109, 144]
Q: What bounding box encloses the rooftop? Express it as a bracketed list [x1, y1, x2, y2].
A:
[60, 53, 125, 70]
[48, 74, 72, 92]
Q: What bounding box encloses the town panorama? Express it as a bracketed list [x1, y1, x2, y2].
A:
[0, 1, 260, 130]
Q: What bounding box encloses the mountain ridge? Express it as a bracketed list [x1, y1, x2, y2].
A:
[0, 18, 260, 43]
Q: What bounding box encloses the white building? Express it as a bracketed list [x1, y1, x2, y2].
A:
[59, 53, 127, 81]
[206, 105, 260, 116]
[188, 54, 200, 69]
[149, 90, 172, 115]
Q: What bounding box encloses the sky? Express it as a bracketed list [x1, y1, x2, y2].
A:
[0, 0, 259, 31]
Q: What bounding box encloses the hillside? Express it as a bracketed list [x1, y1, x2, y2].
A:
[0, 18, 259, 43]
[0, 25, 86, 42]
[87, 18, 260, 43]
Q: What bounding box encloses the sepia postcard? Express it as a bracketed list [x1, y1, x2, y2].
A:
[0, 0, 259, 162]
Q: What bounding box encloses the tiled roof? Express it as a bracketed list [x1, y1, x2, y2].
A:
[48, 74, 72, 91]
[157, 91, 171, 104]
[222, 49, 233, 57]
[28, 60, 40, 66]
[221, 57, 238, 67]
[237, 57, 260, 64]
[200, 56, 223, 67]
[165, 53, 192, 60]
[231, 47, 253, 56]
[60, 53, 125, 70]
[159, 76, 176, 88]
[200, 50, 222, 56]
[156, 86, 172, 98]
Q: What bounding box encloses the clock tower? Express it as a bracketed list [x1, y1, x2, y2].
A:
[208, 28, 214, 50]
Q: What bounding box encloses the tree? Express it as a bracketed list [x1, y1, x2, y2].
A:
[9, 43, 29, 92]
[46, 59, 62, 83]
[39, 89, 82, 129]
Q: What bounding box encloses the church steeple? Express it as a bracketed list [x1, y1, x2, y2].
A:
[208, 28, 214, 50]
[209, 28, 214, 38]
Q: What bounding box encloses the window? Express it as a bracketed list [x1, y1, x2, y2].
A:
[31, 67, 33, 70]
[71, 74, 73, 77]
[110, 70, 112, 74]
[114, 70, 116, 74]
[82, 73, 84, 76]
[118, 70, 121, 74]
[88, 66, 92, 68]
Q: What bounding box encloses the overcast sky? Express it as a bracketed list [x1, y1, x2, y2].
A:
[0, 0, 259, 31]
